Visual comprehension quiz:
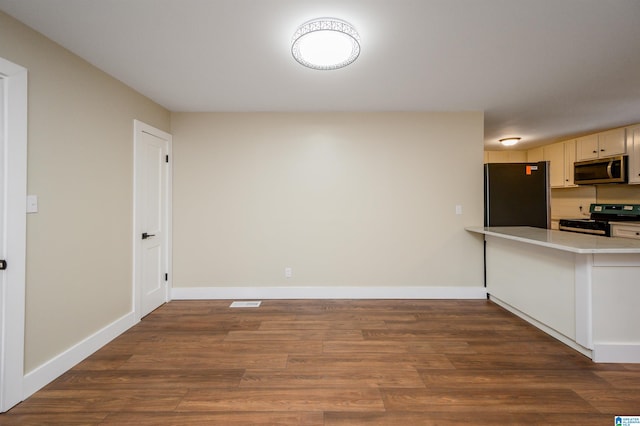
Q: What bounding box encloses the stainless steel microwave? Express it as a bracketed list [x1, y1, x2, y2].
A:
[574, 155, 627, 184]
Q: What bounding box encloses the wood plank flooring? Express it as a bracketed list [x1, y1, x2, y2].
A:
[3, 299, 640, 425]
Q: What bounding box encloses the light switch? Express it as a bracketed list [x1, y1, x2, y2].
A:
[26, 195, 38, 213]
[455, 205, 463, 215]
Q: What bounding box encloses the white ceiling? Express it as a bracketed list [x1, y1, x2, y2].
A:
[1, 0, 640, 149]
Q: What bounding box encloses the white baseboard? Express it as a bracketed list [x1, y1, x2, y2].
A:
[171, 286, 487, 300]
[22, 311, 138, 400]
[593, 344, 640, 363]
[489, 295, 594, 360]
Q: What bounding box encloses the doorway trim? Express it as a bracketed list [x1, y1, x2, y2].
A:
[0, 57, 28, 412]
[132, 120, 172, 320]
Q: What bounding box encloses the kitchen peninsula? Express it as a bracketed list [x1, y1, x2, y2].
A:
[467, 226, 640, 363]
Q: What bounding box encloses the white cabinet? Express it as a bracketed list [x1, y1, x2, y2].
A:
[475, 227, 640, 363]
[577, 128, 626, 161]
[627, 124, 640, 184]
[564, 139, 577, 187]
[576, 134, 599, 160]
[544, 139, 577, 188]
[599, 128, 626, 156]
[545, 142, 565, 188]
[610, 222, 640, 240]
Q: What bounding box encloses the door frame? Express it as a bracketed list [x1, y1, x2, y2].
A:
[0, 57, 28, 412]
[132, 120, 172, 320]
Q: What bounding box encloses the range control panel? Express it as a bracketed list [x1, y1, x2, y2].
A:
[590, 204, 640, 219]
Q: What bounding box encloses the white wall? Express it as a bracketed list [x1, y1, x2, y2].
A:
[171, 112, 484, 295]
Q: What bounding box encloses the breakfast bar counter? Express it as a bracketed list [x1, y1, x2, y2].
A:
[467, 226, 640, 363]
[466, 226, 640, 254]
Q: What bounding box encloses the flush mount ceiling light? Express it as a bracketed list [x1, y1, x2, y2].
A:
[291, 18, 361, 70]
[499, 137, 521, 146]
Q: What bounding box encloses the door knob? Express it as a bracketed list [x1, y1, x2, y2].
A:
[142, 232, 156, 240]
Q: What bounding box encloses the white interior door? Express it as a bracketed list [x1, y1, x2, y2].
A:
[0, 58, 28, 412]
[0, 78, 5, 282]
[134, 120, 172, 318]
[0, 77, 6, 408]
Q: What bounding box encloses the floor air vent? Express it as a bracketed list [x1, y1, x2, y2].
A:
[229, 301, 262, 308]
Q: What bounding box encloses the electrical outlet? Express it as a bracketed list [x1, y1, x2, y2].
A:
[27, 195, 38, 213]
[285, 267, 292, 278]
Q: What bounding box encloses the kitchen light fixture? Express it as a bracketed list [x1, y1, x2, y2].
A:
[499, 137, 521, 146]
[291, 18, 360, 70]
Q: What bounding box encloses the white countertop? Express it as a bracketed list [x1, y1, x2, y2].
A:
[466, 226, 640, 254]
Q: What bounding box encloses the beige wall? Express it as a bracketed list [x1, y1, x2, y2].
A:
[483, 150, 528, 163]
[550, 186, 596, 220]
[596, 184, 640, 204]
[1, 10, 484, 375]
[171, 112, 484, 289]
[551, 185, 640, 221]
[0, 12, 170, 372]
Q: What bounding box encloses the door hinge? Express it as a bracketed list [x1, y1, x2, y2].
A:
[165, 155, 169, 163]
[165, 273, 168, 281]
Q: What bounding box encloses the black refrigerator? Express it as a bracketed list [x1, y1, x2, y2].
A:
[484, 161, 550, 229]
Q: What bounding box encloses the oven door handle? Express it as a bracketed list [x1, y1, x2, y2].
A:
[559, 225, 607, 236]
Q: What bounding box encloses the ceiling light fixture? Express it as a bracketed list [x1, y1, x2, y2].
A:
[291, 18, 360, 70]
[499, 137, 521, 146]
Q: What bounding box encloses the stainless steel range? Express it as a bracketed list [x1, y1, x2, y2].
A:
[559, 204, 640, 236]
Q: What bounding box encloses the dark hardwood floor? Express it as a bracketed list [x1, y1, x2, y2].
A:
[3, 299, 639, 425]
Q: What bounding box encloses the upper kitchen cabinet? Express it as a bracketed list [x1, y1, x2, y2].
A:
[627, 124, 640, 184]
[576, 134, 598, 160]
[576, 128, 626, 161]
[564, 140, 577, 187]
[545, 142, 565, 187]
[544, 140, 577, 188]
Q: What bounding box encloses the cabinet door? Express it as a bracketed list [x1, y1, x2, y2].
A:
[628, 125, 640, 184]
[598, 128, 626, 157]
[610, 223, 640, 239]
[544, 142, 565, 188]
[564, 139, 577, 186]
[576, 134, 599, 161]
